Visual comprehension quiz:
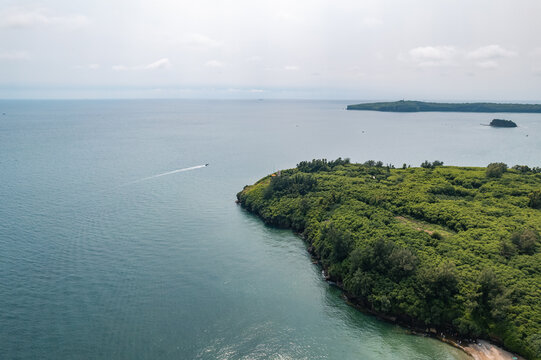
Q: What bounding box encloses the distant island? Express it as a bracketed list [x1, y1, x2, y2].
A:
[238, 159, 541, 360]
[490, 119, 517, 127]
[347, 100, 541, 113]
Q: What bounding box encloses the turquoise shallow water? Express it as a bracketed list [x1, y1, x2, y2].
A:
[1, 99, 539, 359]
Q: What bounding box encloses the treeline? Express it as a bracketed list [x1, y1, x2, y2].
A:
[237, 159, 541, 359]
[296, 157, 350, 172]
[346, 100, 541, 113]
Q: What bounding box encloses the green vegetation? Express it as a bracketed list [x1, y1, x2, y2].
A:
[490, 119, 517, 128]
[346, 100, 541, 113]
[486, 162, 508, 178]
[237, 159, 541, 359]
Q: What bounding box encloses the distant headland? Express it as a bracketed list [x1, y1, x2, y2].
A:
[347, 100, 541, 113]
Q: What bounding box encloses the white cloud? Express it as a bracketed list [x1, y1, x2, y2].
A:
[406, 46, 457, 67]
[226, 88, 264, 93]
[113, 58, 171, 71]
[180, 33, 222, 48]
[146, 58, 171, 70]
[466, 45, 516, 69]
[402, 45, 518, 69]
[467, 45, 517, 60]
[0, 51, 29, 60]
[0, 7, 89, 28]
[205, 60, 224, 68]
[284, 65, 299, 71]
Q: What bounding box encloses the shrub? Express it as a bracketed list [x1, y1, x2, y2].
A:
[510, 229, 539, 255]
[528, 190, 541, 209]
[486, 162, 508, 178]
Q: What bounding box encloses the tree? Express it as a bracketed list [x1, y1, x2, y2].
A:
[510, 229, 539, 255]
[421, 160, 433, 169]
[473, 268, 510, 323]
[528, 190, 541, 209]
[322, 223, 353, 263]
[486, 162, 507, 178]
[416, 262, 459, 325]
[500, 239, 517, 258]
[388, 247, 418, 281]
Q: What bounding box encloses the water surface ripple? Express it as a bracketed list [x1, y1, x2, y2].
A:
[2, 99, 538, 359]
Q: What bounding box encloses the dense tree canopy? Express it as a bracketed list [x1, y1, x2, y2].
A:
[238, 159, 541, 360]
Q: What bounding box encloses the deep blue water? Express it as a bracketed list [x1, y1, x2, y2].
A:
[1, 99, 539, 359]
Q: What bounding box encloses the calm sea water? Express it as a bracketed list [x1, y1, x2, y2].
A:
[1, 99, 539, 359]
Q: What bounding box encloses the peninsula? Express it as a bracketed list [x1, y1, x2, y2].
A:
[346, 100, 541, 113]
[238, 159, 541, 360]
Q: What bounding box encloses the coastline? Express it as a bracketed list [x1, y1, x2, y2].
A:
[234, 201, 528, 360]
[346, 100, 541, 113]
[236, 163, 540, 360]
[307, 243, 523, 360]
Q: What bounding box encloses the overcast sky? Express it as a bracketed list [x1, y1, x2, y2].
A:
[1, 0, 541, 100]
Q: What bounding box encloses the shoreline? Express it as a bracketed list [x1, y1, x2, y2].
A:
[309, 247, 523, 360]
[236, 168, 535, 360]
[459, 340, 523, 360]
[300, 231, 523, 360]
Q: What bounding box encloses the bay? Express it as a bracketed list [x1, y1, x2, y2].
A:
[1, 99, 539, 359]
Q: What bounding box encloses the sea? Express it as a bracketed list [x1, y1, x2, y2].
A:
[1, 99, 539, 359]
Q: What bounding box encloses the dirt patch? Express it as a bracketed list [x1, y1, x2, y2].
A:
[396, 216, 435, 235]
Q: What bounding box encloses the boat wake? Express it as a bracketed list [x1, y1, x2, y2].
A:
[121, 164, 207, 186]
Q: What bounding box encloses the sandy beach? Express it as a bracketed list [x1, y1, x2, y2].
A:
[459, 340, 523, 360]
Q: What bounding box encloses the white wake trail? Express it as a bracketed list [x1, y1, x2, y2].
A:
[121, 164, 207, 186]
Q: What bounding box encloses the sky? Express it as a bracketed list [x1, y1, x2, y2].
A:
[1, 0, 541, 100]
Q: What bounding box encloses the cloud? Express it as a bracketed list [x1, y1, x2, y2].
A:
[0, 51, 29, 60]
[205, 60, 224, 68]
[466, 45, 516, 69]
[467, 45, 517, 60]
[113, 58, 171, 71]
[406, 46, 457, 67]
[226, 88, 265, 93]
[145, 58, 171, 70]
[284, 65, 299, 71]
[0, 7, 89, 28]
[180, 33, 222, 48]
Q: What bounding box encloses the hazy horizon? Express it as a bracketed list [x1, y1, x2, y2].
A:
[2, 0, 541, 100]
